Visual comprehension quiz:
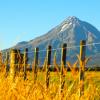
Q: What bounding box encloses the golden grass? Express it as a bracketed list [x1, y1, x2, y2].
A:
[0, 69, 99, 100]
[0, 52, 100, 100]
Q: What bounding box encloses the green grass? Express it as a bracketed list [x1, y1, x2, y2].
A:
[28, 71, 100, 88]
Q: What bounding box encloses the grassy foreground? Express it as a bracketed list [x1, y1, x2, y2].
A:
[0, 70, 100, 100]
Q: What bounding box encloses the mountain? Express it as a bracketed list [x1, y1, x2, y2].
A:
[3, 16, 100, 66]
[15, 16, 100, 49]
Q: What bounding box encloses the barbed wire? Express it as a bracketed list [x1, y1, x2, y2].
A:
[1, 42, 100, 56]
[24, 41, 100, 54]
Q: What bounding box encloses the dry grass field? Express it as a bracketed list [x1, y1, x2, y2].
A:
[0, 68, 100, 100]
[0, 46, 100, 100]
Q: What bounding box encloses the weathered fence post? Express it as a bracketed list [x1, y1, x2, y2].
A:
[60, 43, 67, 93]
[23, 48, 28, 80]
[17, 50, 21, 72]
[33, 47, 39, 83]
[46, 45, 52, 88]
[10, 49, 17, 81]
[79, 40, 86, 97]
[5, 52, 9, 76]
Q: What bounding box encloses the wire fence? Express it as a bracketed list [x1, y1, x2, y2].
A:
[0, 40, 100, 97]
[1, 41, 100, 68]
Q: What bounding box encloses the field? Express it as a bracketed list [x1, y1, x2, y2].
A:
[0, 69, 100, 100]
[0, 42, 100, 100]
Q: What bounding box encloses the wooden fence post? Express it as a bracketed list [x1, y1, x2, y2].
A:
[10, 49, 17, 81]
[46, 45, 52, 88]
[33, 47, 39, 83]
[23, 48, 28, 80]
[17, 50, 21, 72]
[5, 52, 9, 76]
[79, 40, 86, 97]
[60, 43, 67, 93]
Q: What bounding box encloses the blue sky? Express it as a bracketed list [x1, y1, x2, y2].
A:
[0, 0, 100, 50]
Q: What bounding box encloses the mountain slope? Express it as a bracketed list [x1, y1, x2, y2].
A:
[4, 16, 100, 66]
[15, 16, 100, 51]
